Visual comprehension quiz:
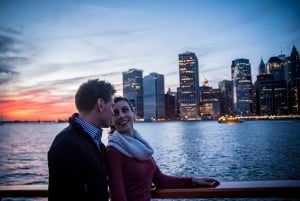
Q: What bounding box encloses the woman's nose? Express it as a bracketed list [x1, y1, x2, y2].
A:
[118, 111, 125, 117]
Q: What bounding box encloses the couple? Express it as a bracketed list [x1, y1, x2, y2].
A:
[48, 79, 219, 201]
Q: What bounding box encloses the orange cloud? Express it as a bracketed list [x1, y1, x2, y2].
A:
[0, 93, 76, 121]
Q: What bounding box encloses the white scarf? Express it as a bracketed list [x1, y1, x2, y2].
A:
[107, 129, 154, 161]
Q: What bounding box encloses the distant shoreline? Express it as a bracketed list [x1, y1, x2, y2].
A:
[1, 115, 300, 124]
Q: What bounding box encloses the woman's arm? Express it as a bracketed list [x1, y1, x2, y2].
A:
[152, 158, 219, 188]
[151, 158, 193, 188]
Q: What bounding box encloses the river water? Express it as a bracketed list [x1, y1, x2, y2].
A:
[0, 120, 300, 200]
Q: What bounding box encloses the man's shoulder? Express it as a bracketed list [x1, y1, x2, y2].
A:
[50, 126, 78, 147]
[48, 126, 84, 159]
[55, 126, 73, 139]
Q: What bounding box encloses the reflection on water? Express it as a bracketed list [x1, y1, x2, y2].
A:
[0, 120, 300, 201]
[0, 123, 66, 185]
[136, 120, 300, 182]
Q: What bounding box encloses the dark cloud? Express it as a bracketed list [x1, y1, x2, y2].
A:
[0, 56, 28, 70]
[39, 71, 121, 87]
[35, 27, 147, 41]
[39, 57, 117, 74]
[71, 58, 116, 66]
[0, 34, 16, 53]
[0, 27, 31, 85]
[0, 55, 27, 84]
[0, 56, 26, 84]
[0, 72, 18, 85]
[0, 26, 22, 35]
[164, 71, 177, 76]
[88, 28, 147, 38]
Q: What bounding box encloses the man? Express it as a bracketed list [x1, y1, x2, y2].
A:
[48, 79, 116, 201]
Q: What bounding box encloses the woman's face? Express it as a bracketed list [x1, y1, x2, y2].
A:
[112, 100, 135, 136]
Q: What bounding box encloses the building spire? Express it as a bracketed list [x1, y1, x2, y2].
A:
[258, 57, 266, 74]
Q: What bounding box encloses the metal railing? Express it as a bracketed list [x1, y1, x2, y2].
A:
[0, 180, 300, 200]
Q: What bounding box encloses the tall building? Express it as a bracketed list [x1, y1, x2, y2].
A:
[288, 45, 300, 114]
[164, 88, 177, 120]
[178, 51, 199, 120]
[289, 45, 300, 79]
[122, 68, 144, 119]
[219, 80, 233, 115]
[253, 58, 266, 114]
[199, 80, 220, 119]
[255, 56, 289, 115]
[143, 72, 165, 121]
[290, 45, 300, 79]
[255, 74, 288, 115]
[231, 58, 253, 115]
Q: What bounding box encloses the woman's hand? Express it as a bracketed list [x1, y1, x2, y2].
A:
[192, 177, 220, 187]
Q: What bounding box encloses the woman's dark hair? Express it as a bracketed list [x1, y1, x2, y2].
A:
[114, 96, 134, 111]
[75, 79, 116, 112]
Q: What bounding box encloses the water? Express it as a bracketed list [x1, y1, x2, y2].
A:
[0, 120, 300, 201]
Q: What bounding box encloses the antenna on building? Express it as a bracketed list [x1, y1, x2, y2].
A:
[280, 40, 283, 56]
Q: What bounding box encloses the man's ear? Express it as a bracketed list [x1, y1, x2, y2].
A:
[97, 98, 104, 112]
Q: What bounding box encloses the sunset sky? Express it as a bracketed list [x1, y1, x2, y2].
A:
[0, 0, 299, 121]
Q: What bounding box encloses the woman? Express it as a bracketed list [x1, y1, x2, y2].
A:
[106, 97, 219, 201]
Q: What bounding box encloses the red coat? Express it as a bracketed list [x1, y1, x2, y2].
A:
[106, 147, 193, 201]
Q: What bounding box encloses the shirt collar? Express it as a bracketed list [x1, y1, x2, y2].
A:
[74, 116, 102, 147]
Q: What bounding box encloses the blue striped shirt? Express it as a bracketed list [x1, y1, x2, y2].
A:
[74, 116, 102, 147]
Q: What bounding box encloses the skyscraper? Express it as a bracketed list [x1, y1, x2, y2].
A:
[288, 45, 300, 114]
[219, 80, 233, 115]
[165, 88, 177, 120]
[178, 51, 199, 120]
[255, 73, 288, 115]
[199, 80, 220, 119]
[290, 45, 300, 79]
[122, 68, 144, 119]
[231, 58, 253, 115]
[143, 72, 165, 121]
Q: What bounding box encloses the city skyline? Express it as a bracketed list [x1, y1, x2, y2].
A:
[1, 0, 300, 121]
